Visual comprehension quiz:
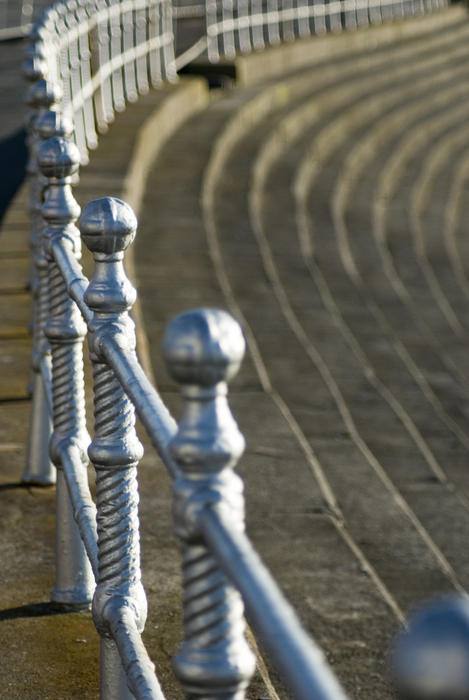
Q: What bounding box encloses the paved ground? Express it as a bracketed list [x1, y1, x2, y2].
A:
[2, 5, 469, 699]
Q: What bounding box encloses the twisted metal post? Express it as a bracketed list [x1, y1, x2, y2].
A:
[23, 79, 63, 486]
[163, 308, 256, 698]
[81, 197, 162, 700]
[22, 43, 47, 174]
[37, 135, 95, 608]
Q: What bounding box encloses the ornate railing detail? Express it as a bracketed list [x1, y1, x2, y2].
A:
[40, 135, 95, 606]
[28, 0, 176, 163]
[16, 0, 468, 698]
[165, 309, 257, 697]
[26, 114, 351, 695]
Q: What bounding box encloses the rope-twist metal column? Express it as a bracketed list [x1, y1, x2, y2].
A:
[81, 197, 161, 700]
[23, 79, 62, 486]
[163, 308, 256, 698]
[38, 135, 94, 608]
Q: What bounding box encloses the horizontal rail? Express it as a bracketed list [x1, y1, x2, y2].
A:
[101, 336, 179, 478]
[60, 442, 99, 578]
[0, 23, 33, 39]
[48, 198, 347, 696]
[205, 0, 449, 61]
[202, 507, 348, 700]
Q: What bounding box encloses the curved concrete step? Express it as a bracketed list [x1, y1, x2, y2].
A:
[290, 76, 469, 438]
[246, 26, 469, 497]
[134, 11, 469, 698]
[137, 104, 404, 699]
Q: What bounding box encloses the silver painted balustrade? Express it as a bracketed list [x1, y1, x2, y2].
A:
[40, 135, 95, 607]
[82, 198, 164, 699]
[26, 119, 353, 696]
[20, 1, 468, 697]
[27, 0, 176, 164]
[23, 83, 63, 486]
[22, 0, 178, 484]
[25, 136, 469, 700]
[204, 0, 450, 62]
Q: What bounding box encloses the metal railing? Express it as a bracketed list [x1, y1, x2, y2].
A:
[204, 0, 450, 62]
[18, 0, 469, 698]
[24, 0, 176, 164]
[21, 3, 351, 698]
[0, 0, 42, 40]
[24, 109, 351, 697]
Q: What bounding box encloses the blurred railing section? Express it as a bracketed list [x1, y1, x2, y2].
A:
[18, 0, 469, 698]
[0, 0, 42, 40]
[205, 0, 450, 62]
[27, 0, 176, 164]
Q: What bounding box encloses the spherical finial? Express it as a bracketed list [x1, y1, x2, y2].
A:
[24, 42, 47, 61]
[38, 136, 80, 180]
[80, 198, 137, 256]
[22, 55, 47, 83]
[26, 79, 62, 110]
[162, 309, 245, 387]
[36, 110, 73, 142]
[391, 595, 469, 699]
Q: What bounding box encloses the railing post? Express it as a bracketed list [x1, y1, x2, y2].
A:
[38, 135, 94, 609]
[162, 308, 256, 698]
[23, 79, 62, 486]
[80, 197, 146, 700]
[392, 596, 469, 700]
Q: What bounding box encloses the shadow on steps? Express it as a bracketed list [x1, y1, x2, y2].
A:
[0, 127, 27, 227]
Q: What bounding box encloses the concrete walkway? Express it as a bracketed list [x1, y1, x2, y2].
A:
[2, 5, 469, 698]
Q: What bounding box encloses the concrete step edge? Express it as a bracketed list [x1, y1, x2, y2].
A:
[235, 4, 468, 85]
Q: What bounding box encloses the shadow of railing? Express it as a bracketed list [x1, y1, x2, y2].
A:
[0, 127, 27, 227]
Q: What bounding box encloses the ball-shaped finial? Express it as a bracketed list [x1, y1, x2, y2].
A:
[80, 198, 137, 256]
[25, 79, 62, 110]
[38, 136, 80, 180]
[22, 55, 47, 82]
[36, 110, 73, 142]
[391, 595, 469, 699]
[24, 42, 47, 61]
[28, 16, 52, 43]
[162, 309, 245, 387]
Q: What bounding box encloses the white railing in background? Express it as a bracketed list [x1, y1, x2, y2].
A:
[0, 0, 39, 39]
[16, 0, 469, 698]
[205, 0, 450, 62]
[30, 0, 176, 163]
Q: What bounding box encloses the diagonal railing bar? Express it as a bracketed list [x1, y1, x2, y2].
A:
[201, 508, 348, 700]
[46, 189, 345, 699]
[51, 233, 180, 475]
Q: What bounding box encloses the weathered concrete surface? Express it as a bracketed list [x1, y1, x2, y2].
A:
[134, 7, 469, 698]
[2, 5, 469, 698]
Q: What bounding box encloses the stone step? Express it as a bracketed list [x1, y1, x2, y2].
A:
[135, 102, 403, 698]
[133, 11, 469, 697]
[205, 52, 469, 596]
